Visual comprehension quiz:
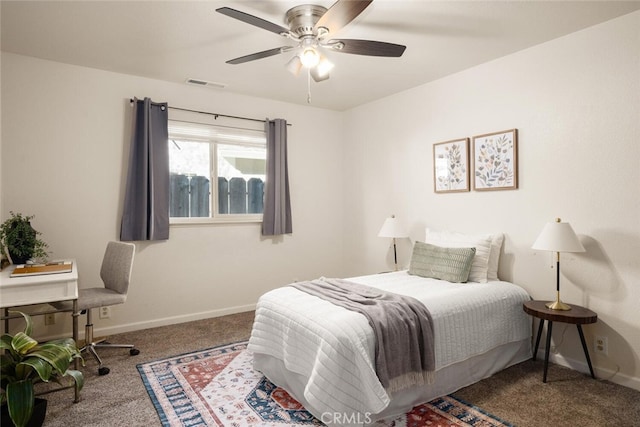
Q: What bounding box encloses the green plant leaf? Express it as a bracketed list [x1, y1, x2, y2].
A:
[26, 344, 74, 377]
[18, 358, 52, 383]
[1, 352, 18, 380]
[0, 333, 14, 351]
[7, 310, 33, 337]
[65, 369, 85, 393]
[45, 337, 80, 354]
[12, 332, 38, 355]
[6, 379, 34, 427]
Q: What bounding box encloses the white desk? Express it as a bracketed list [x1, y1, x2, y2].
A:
[1, 261, 78, 308]
[0, 260, 80, 402]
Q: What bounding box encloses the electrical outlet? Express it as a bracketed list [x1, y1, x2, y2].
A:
[44, 313, 55, 325]
[99, 306, 111, 319]
[594, 336, 608, 355]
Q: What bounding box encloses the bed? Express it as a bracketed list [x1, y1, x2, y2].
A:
[248, 230, 532, 425]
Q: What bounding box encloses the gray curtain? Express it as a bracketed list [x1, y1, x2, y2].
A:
[120, 97, 170, 241]
[262, 118, 292, 235]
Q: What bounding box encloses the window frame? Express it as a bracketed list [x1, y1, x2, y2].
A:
[168, 119, 266, 225]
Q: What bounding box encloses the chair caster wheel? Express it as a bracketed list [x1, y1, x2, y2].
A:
[130, 348, 140, 356]
[98, 367, 110, 376]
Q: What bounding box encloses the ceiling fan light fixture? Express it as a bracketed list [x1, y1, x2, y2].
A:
[300, 47, 320, 68]
[285, 55, 303, 76]
[310, 66, 329, 82]
[314, 55, 334, 79]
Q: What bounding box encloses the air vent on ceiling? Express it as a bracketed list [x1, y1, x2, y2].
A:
[185, 78, 227, 89]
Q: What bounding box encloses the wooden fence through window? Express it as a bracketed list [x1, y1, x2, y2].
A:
[170, 174, 264, 217]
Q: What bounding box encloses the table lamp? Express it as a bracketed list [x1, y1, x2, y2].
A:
[378, 215, 408, 271]
[532, 218, 585, 310]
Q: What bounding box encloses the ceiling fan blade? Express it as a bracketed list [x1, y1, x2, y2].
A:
[314, 0, 372, 35]
[330, 39, 406, 57]
[216, 7, 289, 36]
[226, 46, 294, 65]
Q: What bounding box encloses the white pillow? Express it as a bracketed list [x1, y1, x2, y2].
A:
[487, 233, 504, 281]
[425, 228, 493, 283]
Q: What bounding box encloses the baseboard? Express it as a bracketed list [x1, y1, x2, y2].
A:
[536, 348, 640, 392]
[40, 303, 256, 342]
[95, 303, 257, 337]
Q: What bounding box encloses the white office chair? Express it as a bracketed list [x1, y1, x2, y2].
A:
[53, 241, 139, 375]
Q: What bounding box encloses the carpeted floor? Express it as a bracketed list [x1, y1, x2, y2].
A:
[40, 311, 640, 426]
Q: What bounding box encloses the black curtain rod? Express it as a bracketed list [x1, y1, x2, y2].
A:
[129, 98, 291, 126]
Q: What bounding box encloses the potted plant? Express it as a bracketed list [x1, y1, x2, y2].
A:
[0, 311, 84, 427]
[0, 212, 49, 265]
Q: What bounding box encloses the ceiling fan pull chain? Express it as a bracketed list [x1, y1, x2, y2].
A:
[307, 68, 312, 104]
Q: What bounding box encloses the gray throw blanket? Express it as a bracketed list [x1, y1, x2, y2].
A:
[291, 278, 435, 393]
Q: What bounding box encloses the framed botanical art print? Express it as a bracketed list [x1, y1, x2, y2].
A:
[472, 129, 518, 191]
[433, 138, 470, 193]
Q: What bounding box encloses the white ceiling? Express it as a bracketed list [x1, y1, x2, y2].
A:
[2, 1, 639, 111]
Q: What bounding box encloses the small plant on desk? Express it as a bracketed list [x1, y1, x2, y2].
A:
[0, 212, 49, 265]
[0, 311, 84, 427]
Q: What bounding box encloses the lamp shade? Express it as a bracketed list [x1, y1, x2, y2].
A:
[532, 218, 585, 253]
[378, 215, 408, 238]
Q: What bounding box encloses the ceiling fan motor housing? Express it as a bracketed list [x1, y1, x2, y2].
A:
[286, 5, 327, 37]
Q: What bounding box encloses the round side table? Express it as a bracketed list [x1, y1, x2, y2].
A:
[523, 300, 597, 383]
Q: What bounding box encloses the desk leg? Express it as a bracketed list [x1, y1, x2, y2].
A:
[72, 299, 80, 403]
[543, 321, 553, 383]
[577, 325, 596, 379]
[533, 318, 544, 361]
[4, 308, 9, 334]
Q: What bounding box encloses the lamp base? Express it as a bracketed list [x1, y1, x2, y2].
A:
[546, 299, 571, 311]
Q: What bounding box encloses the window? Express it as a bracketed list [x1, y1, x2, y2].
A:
[168, 120, 266, 223]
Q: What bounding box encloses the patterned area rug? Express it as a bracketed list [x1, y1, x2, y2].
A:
[137, 341, 512, 427]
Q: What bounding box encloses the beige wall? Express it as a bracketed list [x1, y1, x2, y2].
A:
[1, 10, 638, 392]
[343, 11, 640, 389]
[1, 52, 346, 333]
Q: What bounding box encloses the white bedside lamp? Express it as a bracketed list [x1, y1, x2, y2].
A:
[378, 215, 408, 271]
[532, 218, 585, 310]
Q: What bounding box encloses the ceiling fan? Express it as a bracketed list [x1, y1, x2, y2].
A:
[216, 0, 406, 85]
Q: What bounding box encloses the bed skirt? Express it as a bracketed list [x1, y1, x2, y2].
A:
[253, 337, 531, 426]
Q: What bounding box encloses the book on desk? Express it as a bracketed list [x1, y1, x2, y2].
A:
[10, 261, 73, 277]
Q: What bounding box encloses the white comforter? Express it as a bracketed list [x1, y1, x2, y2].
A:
[248, 271, 531, 418]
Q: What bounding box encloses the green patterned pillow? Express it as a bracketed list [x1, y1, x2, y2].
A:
[408, 241, 476, 283]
